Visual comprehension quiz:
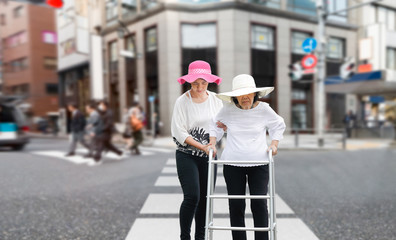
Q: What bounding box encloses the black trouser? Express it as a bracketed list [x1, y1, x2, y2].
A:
[176, 150, 217, 240]
[223, 164, 269, 240]
[93, 133, 122, 161]
[131, 130, 143, 153]
[68, 131, 89, 154]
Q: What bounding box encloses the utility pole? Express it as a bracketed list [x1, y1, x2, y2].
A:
[316, 0, 326, 147]
[315, 0, 383, 147]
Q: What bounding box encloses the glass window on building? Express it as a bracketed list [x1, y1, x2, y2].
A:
[288, 0, 316, 16]
[181, 23, 217, 93]
[178, 0, 219, 3]
[141, 0, 158, 11]
[146, 28, 157, 52]
[378, 6, 396, 31]
[110, 41, 118, 62]
[44, 57, 57, 70]
[251, 24, 276, 105]
[387, 47, 396, 70]
[292, 89, 306, 100]
[106, 0, 118, 21]
[182, 23, 216, 49]
[247, 0, 280, 9]
[145, 27, 159, 131]
[14, 6, 24, 18]
[327, 0, 348, 23]
[326, 37, 345, 76]
[46, 83, 58, 95]
[292, 31, 311, 54]
[125, 34, 137, 106]
[292, 104, 307, 129]
[327, 37, 344, 59]
[122, 0, 137, 18]
[251, 25, 274, 50]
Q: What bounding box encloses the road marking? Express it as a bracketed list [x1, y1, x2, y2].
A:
[155, 176, 227, 187]
[30, 148, 157, 165]
[125, 158, 319, 240]
[140, 193, 294, 215]
[126, 218, 319, 240]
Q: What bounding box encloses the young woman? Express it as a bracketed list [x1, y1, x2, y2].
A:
[171, 60, 223, 240]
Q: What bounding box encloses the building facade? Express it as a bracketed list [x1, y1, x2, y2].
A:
[326, 0, 396, 130]
[0, 1, 58, 120]
[87, 0, 359, 135]
[56, 0, 90, 113]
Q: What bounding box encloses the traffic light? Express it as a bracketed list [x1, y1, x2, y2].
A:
[340, 57, 355, 80]
[9, 0, 63, 8]
[288, 62, 303, 81]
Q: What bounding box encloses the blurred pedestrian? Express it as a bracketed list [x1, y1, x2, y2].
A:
[343, 110, 356, 138]
[83, 101, 101, 158]
[209, 74, 286, 240]
[92, 100, 123, 164]
[65, 103, 89, 157]
[129, 102, 144, 155]
[122, 107, 133, 151]
[171, 60, 223, 240]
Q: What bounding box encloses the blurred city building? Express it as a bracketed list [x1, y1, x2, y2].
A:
[78, 0, 360, 136]
[0, 1, 59, 123]
[326, 0, 396, 137]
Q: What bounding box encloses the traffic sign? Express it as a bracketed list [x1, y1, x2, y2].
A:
[148, 95, 155, 102]
[302, 38, 317, 53]
[301, 54, 318, 69]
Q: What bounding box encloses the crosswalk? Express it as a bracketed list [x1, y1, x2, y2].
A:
[30, 146, 173, 165]
[125, 158, 320, 240]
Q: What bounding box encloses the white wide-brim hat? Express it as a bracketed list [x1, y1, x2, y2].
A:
[216, 74, 274, 102]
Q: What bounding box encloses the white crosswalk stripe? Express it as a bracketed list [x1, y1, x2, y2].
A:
[126, 158, 320, 240]
[30, 148, 158, 165]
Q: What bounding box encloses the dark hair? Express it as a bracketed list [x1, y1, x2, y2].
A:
[231, 93, 259, 107]
[99, 99, 109, 107]
[87, 100, 97, 109]
[67, 102, 77, 109]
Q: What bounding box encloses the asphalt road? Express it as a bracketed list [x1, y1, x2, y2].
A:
[0, 138, 395, 240]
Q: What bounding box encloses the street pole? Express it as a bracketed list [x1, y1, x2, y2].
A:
[314, 0, 383, 147]
[316, 0, 326, 147]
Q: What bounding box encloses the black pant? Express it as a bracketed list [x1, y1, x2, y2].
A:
[131, 130, 143, 153]
[68, 131, 89, 154]
[93, 133, 122, 161]
[223, 165, 269, 240]
[176, 150, 217, 240]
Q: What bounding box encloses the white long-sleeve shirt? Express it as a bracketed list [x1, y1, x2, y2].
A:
[171, 90, 223, 157]
[210, 102, 286, 167]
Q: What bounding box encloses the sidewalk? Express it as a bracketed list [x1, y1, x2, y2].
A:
[26, 132, 394, 151]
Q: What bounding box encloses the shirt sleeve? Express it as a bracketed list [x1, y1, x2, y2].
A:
[264, 104, 286, 141]
[209, 106, 225, 141]
[171, 98, 189, 145]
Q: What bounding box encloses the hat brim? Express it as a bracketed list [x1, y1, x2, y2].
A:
[216, 87, 274, 102]
[177, 74, 222, 85]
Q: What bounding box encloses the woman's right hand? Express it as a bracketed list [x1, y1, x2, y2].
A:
[216, 121, 227, 132]
[203, 144, 217, 157]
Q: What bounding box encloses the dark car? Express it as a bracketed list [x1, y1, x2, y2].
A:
[0, 96, 30, 150]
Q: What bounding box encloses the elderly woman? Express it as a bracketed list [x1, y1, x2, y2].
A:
[209, 74, 286, 240]
[171, 60, 223, 240]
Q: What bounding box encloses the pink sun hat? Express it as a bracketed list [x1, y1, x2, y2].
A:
[177, 60, 222, 85]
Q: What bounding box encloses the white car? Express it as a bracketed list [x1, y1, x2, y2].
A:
[0, 97, 30, 150]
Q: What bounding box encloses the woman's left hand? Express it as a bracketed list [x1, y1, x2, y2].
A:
[267, 144, 278, 156]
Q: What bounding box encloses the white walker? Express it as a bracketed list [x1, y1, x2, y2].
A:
[204, 149, 278, 240]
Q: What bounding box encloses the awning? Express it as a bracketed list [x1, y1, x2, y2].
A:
[325, 70, 396, 96]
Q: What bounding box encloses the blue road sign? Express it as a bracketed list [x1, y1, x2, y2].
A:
[302, 38, 317, 53]
[148, 95, 155, 102]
